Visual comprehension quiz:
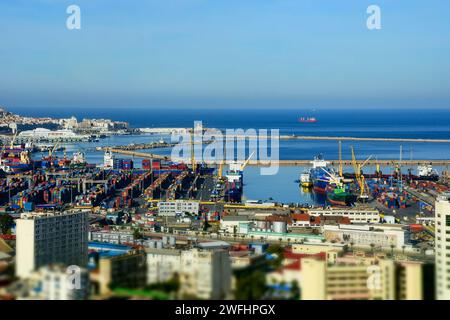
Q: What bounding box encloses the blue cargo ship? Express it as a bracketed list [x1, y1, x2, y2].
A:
[309, 155, 336, 194]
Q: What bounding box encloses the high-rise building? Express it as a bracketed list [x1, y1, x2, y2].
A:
[145, 246, 231, 299]
[435, 193, 450, 300]
[301, 256, 431, 300]
[15, 211, 89, 279]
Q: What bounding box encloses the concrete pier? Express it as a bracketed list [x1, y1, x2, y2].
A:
[105, 149, 450, 167]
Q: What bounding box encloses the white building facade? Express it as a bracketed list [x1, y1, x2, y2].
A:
[308, 207, 380, 224]
[322, 224, 409, 249]
[33, 265, 90, 300]
[145, 247, 231, 299]
[16, 211, 89, 278]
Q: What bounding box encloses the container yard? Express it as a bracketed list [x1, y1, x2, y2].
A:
[0, 146, 226, 223]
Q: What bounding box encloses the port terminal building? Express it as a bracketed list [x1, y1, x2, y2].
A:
[17, 128, 90, 142]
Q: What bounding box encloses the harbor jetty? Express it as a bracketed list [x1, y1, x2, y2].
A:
[102, 148, 450, 167]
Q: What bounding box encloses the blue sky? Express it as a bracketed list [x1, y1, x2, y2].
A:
[0, 0, 449, 109]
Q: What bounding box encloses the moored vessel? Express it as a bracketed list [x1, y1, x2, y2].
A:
[298, 117, 317, 123]
[300, 170, 313, 188]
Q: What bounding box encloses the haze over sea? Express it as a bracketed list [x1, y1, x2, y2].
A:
[10, 107, 450, 203]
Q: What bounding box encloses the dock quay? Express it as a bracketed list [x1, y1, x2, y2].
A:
[102, 149, 450, 167]
[96, 141, 175, 152]
[97, 140, 210, 152]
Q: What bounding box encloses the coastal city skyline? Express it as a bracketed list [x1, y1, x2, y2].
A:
[2, 0, 450, 311]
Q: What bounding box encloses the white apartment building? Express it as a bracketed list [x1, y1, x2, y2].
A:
[16, 211, 89, 279]
[145, 247, 231, 299]
[180, 248, 231, 300]
[308, 207, 380, 224]
[158, 200, 200, 216]
[146, 248, 183, 285]
[31, 265, 90, 300]
[435, 193, 450, 300]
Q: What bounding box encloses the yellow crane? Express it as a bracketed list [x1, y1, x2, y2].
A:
[351, 146, 372, 201]
[190, 129, 196, 173]
[218, 145, 226, 179]
[375, 156, 381, 177]
[218, 160, 224, 179]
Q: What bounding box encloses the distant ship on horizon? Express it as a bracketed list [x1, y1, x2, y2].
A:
[298, 117, 317, 123]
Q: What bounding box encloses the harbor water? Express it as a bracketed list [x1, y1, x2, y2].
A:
[12, 106, 450, 204]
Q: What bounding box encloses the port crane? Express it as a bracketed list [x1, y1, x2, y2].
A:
[9, 132, 18, 149]
[351, 146, 372, 201]
[241, 151, 255, 171]
[48, 142, 60, 159]
[190, 129, 197, 173]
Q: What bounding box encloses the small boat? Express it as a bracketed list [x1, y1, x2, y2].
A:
[298, 117, 317, 123]
[300, 170, 313, 188]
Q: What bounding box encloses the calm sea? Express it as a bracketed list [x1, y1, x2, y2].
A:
[10, 107, 450, 203]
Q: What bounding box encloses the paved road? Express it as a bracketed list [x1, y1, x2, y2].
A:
[196, 176, 216, 201]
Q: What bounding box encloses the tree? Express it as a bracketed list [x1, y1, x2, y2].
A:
[343, 244, 349, 253]
[234, 270, 266, 300]
[133, 228, 143, 240]
[390, 244, 395, 257]
[267, 244, 284, 269]
[290, 280, 300, 300]
[370, 243, 375, 254]
[0, 214, 14, 234]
